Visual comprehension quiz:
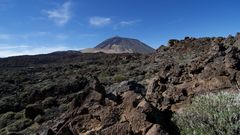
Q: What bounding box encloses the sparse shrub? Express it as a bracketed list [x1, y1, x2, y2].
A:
[14, 112, 24, 120]
[173, 92, 240, 135]
[0, 128, 7, 135]
[114, 74, 127, 82]
[34, 114, 44, 124]
[98, 72, 110, 83]
[175, 52, 193, 64]
[0, 112, 15, 129]
[121, 59, 130, 64]
[42, 97, 58, 108]
[0, 111, 25, 130]
[58, 103, 68, 113]
[6, 118, 33, 132]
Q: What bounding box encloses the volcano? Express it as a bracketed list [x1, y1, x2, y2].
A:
[81, 36, 155, 54]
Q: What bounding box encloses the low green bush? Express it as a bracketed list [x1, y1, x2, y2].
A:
[113, 74, 127, 82]
[173, 92, 240, 135]
[98, 72, 110, 83]
[0, 112, 15, 129]
[6, 118, 33, 132]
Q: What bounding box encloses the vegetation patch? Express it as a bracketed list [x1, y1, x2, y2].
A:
[113, 74, 127, 82]
[173, 92, 240, 135]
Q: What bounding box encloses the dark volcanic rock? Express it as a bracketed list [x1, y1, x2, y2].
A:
[106, 81, 145, 95]
[25, 104, 44, 120]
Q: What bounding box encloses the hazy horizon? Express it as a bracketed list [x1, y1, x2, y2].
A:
[1, 0, 240, 57]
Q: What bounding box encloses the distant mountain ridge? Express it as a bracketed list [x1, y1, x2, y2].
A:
[81, 36, 155, 54]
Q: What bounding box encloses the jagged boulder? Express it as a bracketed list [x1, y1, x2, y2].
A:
[106, 81, 145, 95]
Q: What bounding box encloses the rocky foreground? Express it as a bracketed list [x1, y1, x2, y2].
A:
[0, 33, 240, 135]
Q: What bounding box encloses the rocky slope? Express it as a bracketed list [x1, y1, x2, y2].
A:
[0, 33, 240, 135]
[81, 36, 155, 54]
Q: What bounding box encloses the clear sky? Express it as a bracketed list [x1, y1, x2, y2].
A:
[0, 0, 240, 57]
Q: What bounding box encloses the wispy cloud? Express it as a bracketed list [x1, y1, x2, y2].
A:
[119, 20, 139, 26]
[89, 16, 111, 27]
[114, 20, 141, 29]
[0, 32, 69, 41]
[44, 1, 72, 26]
[0, 44, 78, 57]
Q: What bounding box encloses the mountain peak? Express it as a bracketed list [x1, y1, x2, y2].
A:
[89, 36, 155, 54]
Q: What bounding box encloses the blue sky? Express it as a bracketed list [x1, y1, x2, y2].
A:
[0, 0, 240, 57]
